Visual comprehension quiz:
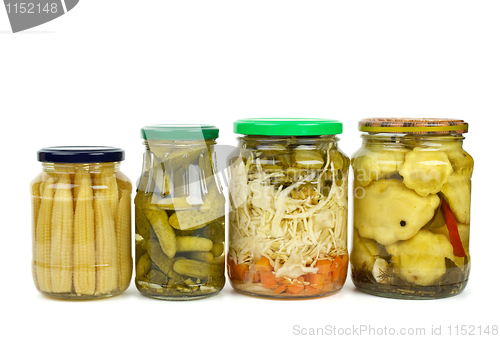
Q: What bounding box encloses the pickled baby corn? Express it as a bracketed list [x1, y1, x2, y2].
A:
[73, 168, 96, 295]
[94, 191, 118, 294]
[35, 175, 57, 292]
[32, 163, 132, 298]
[116, 189, 132, 291]
[50, 173, 74, 293]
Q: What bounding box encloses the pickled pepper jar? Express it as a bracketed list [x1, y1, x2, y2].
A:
[351, 118, 473, 299]
[228, 118, 349, 298]
[31, 147, 133, 299]
[135, 125, 225, 300]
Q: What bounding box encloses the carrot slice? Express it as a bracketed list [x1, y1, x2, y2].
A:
[308, 273, 325, 289]
[260, 272, 278, 288]
[255, 257, 273, 273]
[229, 260, 249, 281]
[331, 256, 342, 282]
[305, 285, 320, 295]
[340, 255, 349, 281]
[341, 255, 349, 267]
[286, 284, 305, 294]
[316, 259, 331, 274]
[330, 256, 342, 271]
[276, 277, 290, 286]
[274, 285, 287, 294]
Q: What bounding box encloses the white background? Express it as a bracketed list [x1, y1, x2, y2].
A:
[1, 1, 499, 338]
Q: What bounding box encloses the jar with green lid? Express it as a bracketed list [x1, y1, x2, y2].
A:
[31, 147, 133, 299]
[228, 118, 349, 298]
[351, 118, 473, 299]
[135, 125, 225, 300]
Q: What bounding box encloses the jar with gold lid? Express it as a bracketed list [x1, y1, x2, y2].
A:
[351, 118, 473, 299]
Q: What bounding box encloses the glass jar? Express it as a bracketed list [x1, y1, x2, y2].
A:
[228, 118, 349, 299]
[31, 147, 132, 299]
[351, 118, 473, 299]
[135, 125, 225, 300]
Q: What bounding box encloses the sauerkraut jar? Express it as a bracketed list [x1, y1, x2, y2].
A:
[351, 118, 473, 299]
[228, 118, 349, 298]
[135, 125, 225, 300]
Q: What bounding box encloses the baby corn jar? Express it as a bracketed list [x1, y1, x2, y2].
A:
[31, 147, 133, 299]
[135, 125, 225, 300]
[351, 118, 473, 299]
[228, 118, 349, 299]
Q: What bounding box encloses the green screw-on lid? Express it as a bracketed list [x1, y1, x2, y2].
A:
[141, 124, 219, 140]
[234, 118, 343, 136]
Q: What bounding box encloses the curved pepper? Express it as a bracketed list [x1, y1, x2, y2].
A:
[441, 199, 466, 257]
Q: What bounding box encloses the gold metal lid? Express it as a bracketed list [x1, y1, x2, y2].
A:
[359, 118, 468, 134]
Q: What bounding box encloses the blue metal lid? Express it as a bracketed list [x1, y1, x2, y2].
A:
[37, 146, 125, 163]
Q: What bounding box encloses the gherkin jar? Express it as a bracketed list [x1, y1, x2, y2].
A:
[228, 118, 349, 299]
[351, 118, 473, 299]
[135, 125, 225, 300]
[31, 147, 133, 299]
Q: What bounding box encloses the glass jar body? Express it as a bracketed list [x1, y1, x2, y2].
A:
[31, 162, 133, 299]
[228, 135, 350, 299]
[351, 133, 473, 299]
[134, 139, 226, 300]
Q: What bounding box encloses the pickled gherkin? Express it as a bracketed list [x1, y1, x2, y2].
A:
[135, 125, 226, 300]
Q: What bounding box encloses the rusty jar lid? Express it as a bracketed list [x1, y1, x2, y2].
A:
[358, 118, 468, 134]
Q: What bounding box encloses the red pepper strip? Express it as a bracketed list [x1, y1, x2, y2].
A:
[441, 199, 466, 257]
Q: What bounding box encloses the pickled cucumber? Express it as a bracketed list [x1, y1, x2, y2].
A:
[147, 239, 175, 275]
[169, 195, 224, 231]
[136, 253, 151, 279]
[176, 236, 213, 252]
[136, 139, 225, 299]
[292, 150, 324, 169]
[144, 206, 176, 258]
[185, 251, 214, 262]
[173, 259, 210, 279]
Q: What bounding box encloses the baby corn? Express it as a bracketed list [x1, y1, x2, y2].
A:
[94, 191, 119, 294]
[73, 169, 96, 295]
[50, 173, 74, 293]
[32, 162, 132, 298]
[116, 189, 132, 291]
[35, 176, 57, 292]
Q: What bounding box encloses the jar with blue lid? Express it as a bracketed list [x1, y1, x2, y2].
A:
[31, 146, 133, 299]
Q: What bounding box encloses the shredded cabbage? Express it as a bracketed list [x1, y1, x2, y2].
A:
[229, 143, 348, 279]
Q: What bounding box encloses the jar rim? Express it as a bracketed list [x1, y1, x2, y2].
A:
[359, 118, 468, 135]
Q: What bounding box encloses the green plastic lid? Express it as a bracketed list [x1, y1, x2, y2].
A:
[233, 118, 343, 136]
[141, 124, 219, 140]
